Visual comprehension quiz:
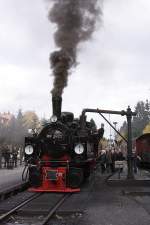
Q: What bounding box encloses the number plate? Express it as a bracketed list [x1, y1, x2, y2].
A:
[46, 171, 57, 180]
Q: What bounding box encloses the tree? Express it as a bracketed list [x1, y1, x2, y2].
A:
[118, 121, 127, 141]
[0, 122, 6, 144]
[145, 99, 150, 117]
[132, 100, 150, 137]
[119, 100, 150, 139]
[23, 111, 40, 130]
[7, 115, 17, 144]
[15, 109, 27, 145]
[0, 110, 41, 147]
[143, 123, 150, 134]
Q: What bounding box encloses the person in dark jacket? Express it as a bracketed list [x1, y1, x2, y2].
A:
[3, 146, 10, 169]
[106, 150, 112, 173]
[116, 149, 125, 172]
[116, 149, 125, 161]
[132, 147, 138, 173]
[12, 150, 18, 167]
[111, 149, 117, 173]
[100, 150, 106, 174]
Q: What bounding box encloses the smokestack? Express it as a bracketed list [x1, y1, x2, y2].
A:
[52, 95, 62, 119]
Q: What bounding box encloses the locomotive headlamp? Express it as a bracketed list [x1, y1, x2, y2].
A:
[25, 145, 34, 155]
[74, 143, 84, 155]
[50, 115, 57, 123]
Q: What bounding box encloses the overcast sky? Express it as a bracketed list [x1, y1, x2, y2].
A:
[0, 0, 150, 137]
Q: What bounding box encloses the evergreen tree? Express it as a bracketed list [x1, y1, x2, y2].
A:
[16, 109, 27, 145]
[119, 100, 150, 139]
[23, 111, 40, 130]
[132, 100, 150, 137]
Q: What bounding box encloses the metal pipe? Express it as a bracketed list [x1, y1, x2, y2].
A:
[81, 108, 136, 116]
[126, 106, 134, 179]
[81, 108, 127, 116]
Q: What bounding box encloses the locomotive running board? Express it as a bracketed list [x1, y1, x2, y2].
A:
[28, 187, 80, 193]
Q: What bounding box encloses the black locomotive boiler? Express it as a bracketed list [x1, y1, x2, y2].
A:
[24, 96, 104, 192]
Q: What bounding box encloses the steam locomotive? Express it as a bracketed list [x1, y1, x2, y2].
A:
[24, 96, 104, 192]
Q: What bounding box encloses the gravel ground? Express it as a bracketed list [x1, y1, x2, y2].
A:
[51, 172, 150, 225]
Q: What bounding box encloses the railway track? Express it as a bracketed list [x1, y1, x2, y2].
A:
[0, 192, 71, 225]
[0, 192, 41, 224]
[40, 193, 71, 225]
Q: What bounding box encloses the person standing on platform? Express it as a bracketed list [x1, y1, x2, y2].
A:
[12, 148, 18, 167]
[19, 146, 24, 165]
[132, 147, 138, 173]
[116, 149, 124, 161]
[116, 149, 125, 173]
[106, 150, 112, 173]
[4, 145, 10, 169]
[100, 150, 106, 174]
[111, 149, 117, 173]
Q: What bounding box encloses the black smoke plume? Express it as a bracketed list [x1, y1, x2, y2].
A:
[48, 0, 102, 97]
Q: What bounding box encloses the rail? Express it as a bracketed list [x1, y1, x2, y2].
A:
[0, 193, 41, 223]
[40, 193, 71, 225]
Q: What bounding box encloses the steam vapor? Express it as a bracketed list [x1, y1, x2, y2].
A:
[48, 0, 102, 97]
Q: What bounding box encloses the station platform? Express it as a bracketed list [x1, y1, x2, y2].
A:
[0, 165, 25, 193]
[107, 162, 150, 186]
[54, 167, 150, 225]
